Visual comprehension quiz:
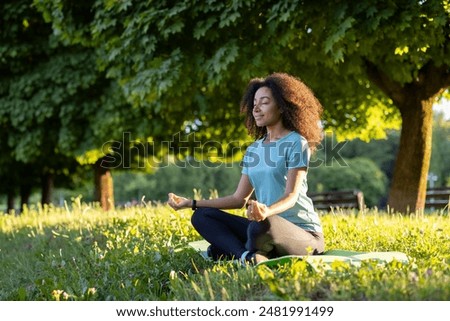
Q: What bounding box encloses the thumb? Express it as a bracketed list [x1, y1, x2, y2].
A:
[170, 193, 183, 204]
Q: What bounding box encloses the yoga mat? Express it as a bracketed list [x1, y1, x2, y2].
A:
[188, 239, 409, 269]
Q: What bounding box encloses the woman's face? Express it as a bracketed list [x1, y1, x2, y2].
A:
[253, 86, 282, 128]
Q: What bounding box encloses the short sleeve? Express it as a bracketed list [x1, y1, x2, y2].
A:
[286, 136, 310, 169]
[241, 151, 249, 175]
[240, 141, 259, 175]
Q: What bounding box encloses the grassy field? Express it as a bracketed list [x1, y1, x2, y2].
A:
[0, 198, 449, 301]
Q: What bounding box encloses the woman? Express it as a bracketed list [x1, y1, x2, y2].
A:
[168, 72, 324, 264]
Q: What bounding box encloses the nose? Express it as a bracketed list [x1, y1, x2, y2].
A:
[253, 102, 261, 112]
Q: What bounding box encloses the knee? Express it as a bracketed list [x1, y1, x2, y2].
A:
[247, 221, 261, 239]
[247, 220, 270, 242]
[246, 219, 276, 254]
[191, 207, 208, 228]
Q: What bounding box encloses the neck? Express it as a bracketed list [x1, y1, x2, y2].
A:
[265, 125, 290, 142]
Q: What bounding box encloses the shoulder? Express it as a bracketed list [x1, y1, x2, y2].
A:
[289, 131, 307, 143]
[280, 132, 308, 148]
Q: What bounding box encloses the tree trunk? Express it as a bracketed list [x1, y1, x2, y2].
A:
[7, 190, 15, 214]
[365, 61, 449, 213]
[387, 97, 434, 212]
[41, 172, 54, 205]
[94, 157, 115, 211]
[20, 184, 32, 212]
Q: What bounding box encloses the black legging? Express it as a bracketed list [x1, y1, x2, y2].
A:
[191, 207, 324, 260]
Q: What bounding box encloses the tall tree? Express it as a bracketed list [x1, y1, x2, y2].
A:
[34, 0, 450, 212]
[0, 0, 142, 210]
[0, 0, 58, 210]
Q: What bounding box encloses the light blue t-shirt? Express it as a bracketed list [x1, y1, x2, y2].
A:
[241, 131, 322, 233]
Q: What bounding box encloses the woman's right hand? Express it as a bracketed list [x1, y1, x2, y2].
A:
[167, 193, 191, 210]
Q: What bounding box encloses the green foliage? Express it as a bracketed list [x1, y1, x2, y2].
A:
[2, 1, 448, 210]
[28, 1, 449, 214]
[0, 0, 152, 202]
[0, 42, 136, 163]
[112, 161, 242, 204]
[0, 200, 448, 300]
[337, 130, 400, 183]
[37, 0, 450, 140]
[308, 157, 388, 208]
[333, 112, 450, 190]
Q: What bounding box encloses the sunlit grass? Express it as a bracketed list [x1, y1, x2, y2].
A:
[0, 198, 448, 300]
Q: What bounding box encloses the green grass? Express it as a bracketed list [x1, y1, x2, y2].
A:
[0, 198, 448, 301]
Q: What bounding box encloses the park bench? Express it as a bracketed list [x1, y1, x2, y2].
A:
[425, 187, 450, 210]
[308, 189, 365, 211]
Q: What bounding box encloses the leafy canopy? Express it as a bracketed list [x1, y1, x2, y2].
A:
[33, 0, 449, 143]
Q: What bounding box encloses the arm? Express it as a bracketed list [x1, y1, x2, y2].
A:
[168, 174, 254, 210]
[248, 167, 306, 221]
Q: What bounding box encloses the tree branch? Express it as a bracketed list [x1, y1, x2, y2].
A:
[417, 62, 450, 99]
[364, 58, 405, 106]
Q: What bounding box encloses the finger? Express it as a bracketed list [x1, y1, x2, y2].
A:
[168, 197, 179, 209]
[170, 193, 182, 204]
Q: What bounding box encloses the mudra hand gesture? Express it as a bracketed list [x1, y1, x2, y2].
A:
[246, 199, 269, 222]
[167, 193, 191, 210]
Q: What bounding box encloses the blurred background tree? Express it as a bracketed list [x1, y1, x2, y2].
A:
[0, 0, 150, 211]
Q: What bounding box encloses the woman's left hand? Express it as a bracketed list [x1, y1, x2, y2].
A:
[247, 200, 270, 222]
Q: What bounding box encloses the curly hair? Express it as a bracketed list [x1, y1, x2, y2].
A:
[240, 72, 323, 153]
